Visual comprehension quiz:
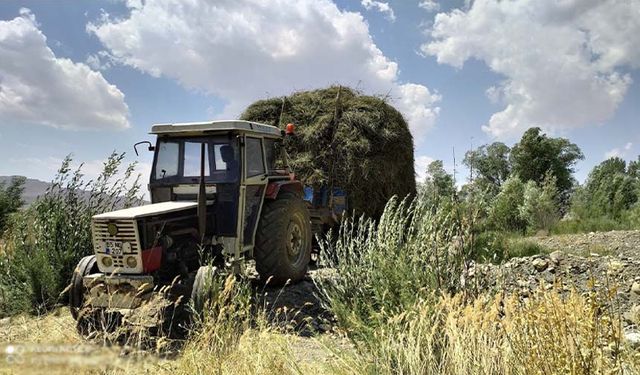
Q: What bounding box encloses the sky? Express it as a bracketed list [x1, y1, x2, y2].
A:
[0, 0, 638, 191]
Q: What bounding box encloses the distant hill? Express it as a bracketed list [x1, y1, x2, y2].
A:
[0, 176, 52, 205]
[0, 176, 148, 207]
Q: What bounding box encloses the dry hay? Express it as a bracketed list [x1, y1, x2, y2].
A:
[240, 86, 416, 218]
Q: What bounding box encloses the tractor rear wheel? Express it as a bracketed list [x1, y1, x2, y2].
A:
[254, 192, 311, 285]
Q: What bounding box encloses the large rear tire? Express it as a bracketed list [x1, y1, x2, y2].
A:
[254, 192, 312, 285]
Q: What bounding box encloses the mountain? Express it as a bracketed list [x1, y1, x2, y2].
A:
[0, 176, 52, 205]
[0, 176, 149, 206]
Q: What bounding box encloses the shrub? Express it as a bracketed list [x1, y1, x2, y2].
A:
[520, 173, 560, 233]
[314, 194, 482, 343]
[489, 176, 527, 233]
[471, 231, 507, 263]
[505, 239, 546, 259]
[0, 176, 25, 235]
[0, 153, 141, 316]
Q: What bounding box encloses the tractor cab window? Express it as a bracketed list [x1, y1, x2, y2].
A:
[184, 142, 210, 177]
[245, 137, 265, 178]
[152, 137, 239, 183]
[264, 138, 279, 174]
[155, 141, 179, 179]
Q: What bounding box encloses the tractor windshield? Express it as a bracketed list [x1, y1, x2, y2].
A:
[152, 137, 239, 184]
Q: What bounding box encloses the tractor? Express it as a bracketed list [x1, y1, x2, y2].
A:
[69, 120, 332, 334]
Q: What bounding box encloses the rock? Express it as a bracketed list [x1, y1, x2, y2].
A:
[631, 282, 640, 295]
[532, 258, 549, 272]
[608, 261, 625, 274]
[0, 317, 10, 326]
[624, 329, 640, 349]
[549, 250, 565, 264]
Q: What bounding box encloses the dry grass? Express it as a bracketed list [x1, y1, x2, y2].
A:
[2, 284, 637, 375]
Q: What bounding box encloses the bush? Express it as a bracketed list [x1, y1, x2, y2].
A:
[505, 239, 546, 259]
[0, 153, 141, 316]
[489, 176, 527, 233]
[471, 231, 507, 263]
[0, 176, 25, 235]
[552, 216, 633, 235]
[314, 194, 482, 343]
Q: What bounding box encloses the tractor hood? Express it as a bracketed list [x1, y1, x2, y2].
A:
[93, 201, 197, 220]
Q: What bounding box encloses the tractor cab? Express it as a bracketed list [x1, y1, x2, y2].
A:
[147, 121, 293, 264]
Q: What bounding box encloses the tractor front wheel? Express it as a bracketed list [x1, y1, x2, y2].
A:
[69, 255, 98, 320]
[254, 192, 311, 285]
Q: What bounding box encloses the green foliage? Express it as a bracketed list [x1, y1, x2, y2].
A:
[0, 176, 25, 235]
[574, 157, 639, 219]
[519, 173, 560, 232]
[240, 86, 416, 218]
[505, 239, 546, 259]
[510, 127, 584, 205]
[420, 160, 456, 205]
[315, 193, 481, 342]
[464, 142, 511, 196]
[489, 176, 527, 233]
[0, 153, 141, 316]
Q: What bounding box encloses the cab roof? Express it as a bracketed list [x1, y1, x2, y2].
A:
[150, 120, 282, 137]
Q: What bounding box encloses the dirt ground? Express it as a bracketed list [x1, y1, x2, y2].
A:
[475, 230, 640, 329]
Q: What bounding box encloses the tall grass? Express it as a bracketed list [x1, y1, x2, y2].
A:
[315, 193, 639, 374]
[314, 194, 483, 343]
[336, 285, 639, 375]
[0, 153, 141, 316]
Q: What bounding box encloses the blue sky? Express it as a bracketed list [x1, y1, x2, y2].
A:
[0, 0, 638, 189]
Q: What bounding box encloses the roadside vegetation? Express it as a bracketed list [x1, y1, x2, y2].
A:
[0, 153, 141, 316]
[0, 126, 639, 373]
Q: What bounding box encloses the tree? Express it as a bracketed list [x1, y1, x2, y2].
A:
[489, 176, 527, 233]
[0, 176, 26, 234]
[576, 157, 639, 219]
[510, 127, 584, 205]
[520, 173, 560, 232]
[421, 160, 456, 204]
[464, 142, 511, 196]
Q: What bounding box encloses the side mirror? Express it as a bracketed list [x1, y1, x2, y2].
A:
[134, 141, 155, 156]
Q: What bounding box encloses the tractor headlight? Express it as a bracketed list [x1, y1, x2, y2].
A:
[101, 256, 113, 267]
[126, 256, 138, 268]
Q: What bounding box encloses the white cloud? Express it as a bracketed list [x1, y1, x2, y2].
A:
[605, 142, 634, 159]
[423, 0, 640, 139]
[361, 0, 396, 22]
[419, 0, 440, 12]
[87, 0, 439, 142]
[0, 10, 130, 130]
[414, 154, 435, 182]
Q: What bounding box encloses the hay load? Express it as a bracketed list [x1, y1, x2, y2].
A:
[240, 86, 416, 218]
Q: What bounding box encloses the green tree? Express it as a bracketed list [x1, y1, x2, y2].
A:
[510, 127, 584, 205]
[420, 160, 456, 205]
[464, 142, 511, 196]
[489, 176, 527, 232]
[0, 176, 26, 234]
[577, 157, 638, 219]
[520, 173, 560, 232]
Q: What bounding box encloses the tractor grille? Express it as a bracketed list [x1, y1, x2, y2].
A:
[92, 219, 143, 273]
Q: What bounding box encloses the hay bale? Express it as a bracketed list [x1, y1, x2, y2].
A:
[240, 86, 416, 218]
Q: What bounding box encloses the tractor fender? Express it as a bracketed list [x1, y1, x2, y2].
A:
[265, 180, 304, 200]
